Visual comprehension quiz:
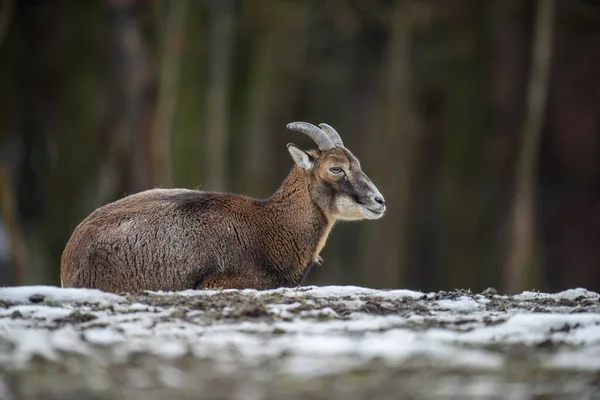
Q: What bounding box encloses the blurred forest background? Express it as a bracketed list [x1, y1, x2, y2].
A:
[1, 0, 600, 294]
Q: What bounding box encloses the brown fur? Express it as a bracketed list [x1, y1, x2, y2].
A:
[61, 139, 385, 292]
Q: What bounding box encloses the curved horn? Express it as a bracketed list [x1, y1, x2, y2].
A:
[319, 123, 344, 147]
[286, 122, 335, 151]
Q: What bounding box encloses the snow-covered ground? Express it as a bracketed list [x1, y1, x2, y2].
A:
[0, 285, 599, 399]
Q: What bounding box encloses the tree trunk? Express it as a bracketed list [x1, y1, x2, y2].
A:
[505, 0, 555, 293]
[488, 0, 528, 289]
[0, 0, 13, 49]
[0, 166, 28, 285]
[242, 0, 278, 195]
[110, 0, 156, 194]
[152, 0, 188, 188]
[364, 0, 418, 289]
[205, 0, 234, 192]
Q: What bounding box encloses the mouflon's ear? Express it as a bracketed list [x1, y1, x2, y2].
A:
[287, 143, 314, 170]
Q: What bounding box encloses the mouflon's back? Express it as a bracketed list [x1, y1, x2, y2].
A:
[60, 188, 263, 292]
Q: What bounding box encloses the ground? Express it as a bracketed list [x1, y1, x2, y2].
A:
[0, 285, 599, 399]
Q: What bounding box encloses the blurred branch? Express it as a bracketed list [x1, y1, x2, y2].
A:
[0, 165, 28, 285]
[505, 0, 556, 292]
[0, 0, 13, 50]
[152, 0, 188, 187]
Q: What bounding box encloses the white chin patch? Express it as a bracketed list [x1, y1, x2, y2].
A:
[362, 207, 385, 220]
[334, 198, 383, 221]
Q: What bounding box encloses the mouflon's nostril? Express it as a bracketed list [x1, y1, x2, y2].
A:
[373, 195, 385, 206]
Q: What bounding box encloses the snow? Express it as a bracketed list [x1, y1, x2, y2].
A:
[548, 344, 600, 370]
[279, 285, 424, 299]
[0, 285, 599, 382]
[435, 296, 484, 312]
[0, 285, 123, 304]
[433, 313, 600, 346]
[514, 287, 599, 301]
[0, 304, 72, 320]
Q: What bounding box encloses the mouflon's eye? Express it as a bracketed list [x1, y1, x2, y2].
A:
[329, 167, 343, 174]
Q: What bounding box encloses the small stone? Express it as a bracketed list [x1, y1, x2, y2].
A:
[482, 287, 498, 296]
[272, 327, 286, 335]
[28, 294, 45, 303]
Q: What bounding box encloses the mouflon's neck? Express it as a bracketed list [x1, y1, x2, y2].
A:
[263, 166, 335, 281]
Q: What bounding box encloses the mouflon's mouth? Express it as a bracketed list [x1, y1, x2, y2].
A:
[360, 201, 386, 216]
[365, 206, 385, 215]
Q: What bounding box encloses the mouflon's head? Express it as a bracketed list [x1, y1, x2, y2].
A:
[286, 121, 385, 221]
